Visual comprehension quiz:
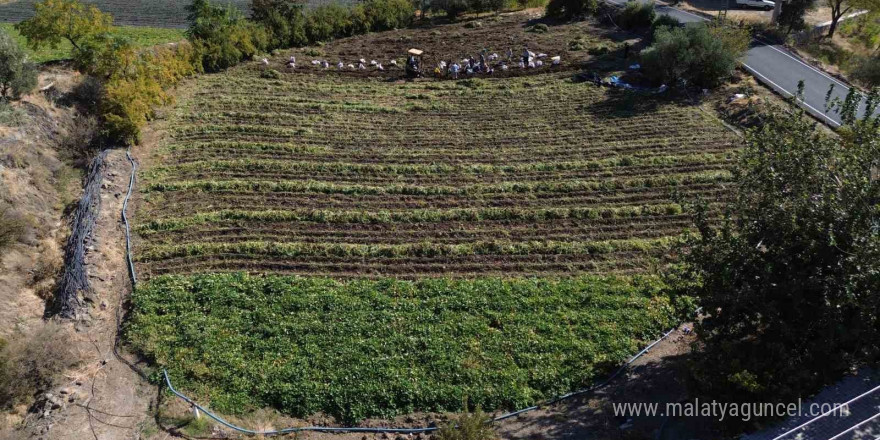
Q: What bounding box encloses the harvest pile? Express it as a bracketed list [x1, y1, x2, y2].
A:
[129, 60, 737, 422]
[133, 70, 737, 277]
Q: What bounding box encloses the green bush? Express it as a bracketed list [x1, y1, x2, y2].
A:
[250, 0, 308, 49]
[850, 55, 880, 88]
[362, 0, 414, 31]
[619, 0, 656, 29]
[430, 0, 503, 18]
[307, 3, 353, 42]
[187, 0, 268, 72]
[435, 407, 498, 440]
[260, 68, 281, 79]
[545, 0, 597, 19]
[0, 27, 37, 100]
[640, 23, 748, 88]
[651, 14, 681, 33]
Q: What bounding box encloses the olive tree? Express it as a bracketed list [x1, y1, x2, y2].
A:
[0, 28, 37, 100]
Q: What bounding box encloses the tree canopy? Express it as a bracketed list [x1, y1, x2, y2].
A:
[682, 85, 880, 403]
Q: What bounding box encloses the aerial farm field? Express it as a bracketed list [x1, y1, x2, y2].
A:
[126, 18, 738, 426]
[0, 0, 251, 27]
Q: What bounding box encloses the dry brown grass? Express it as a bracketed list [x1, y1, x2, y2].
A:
[0, 323, 79, 409]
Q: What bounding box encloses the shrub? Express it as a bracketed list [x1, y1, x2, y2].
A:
[0, 28, 37, 100]
[618, 0, 656, 29]
[545, 0, 597, 19]
[851, 55, 880, 88]
[0, 205, 26, 249]
[251, 0, 308, 49]
[435, 407, 498, 440]
[187, 0, 268, 72]
[640, 23, 748, 87]
[260, 68, 281, 79]
[0, 324, 78, 409]
[307, 3, 353, 43]
[102, 42, 201, 143]
[431, 0, 470, 18]
[72, 32, 137, 79]
[527, 23, 549, 33]
[651, 14, 681, 32]
[362, 0, 414, 31]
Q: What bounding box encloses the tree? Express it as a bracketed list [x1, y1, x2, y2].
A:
[682, 85, 880, 404]
[640, 22, 749, 88]
[15, 0, 112, 52]
[250, 0, 308, 48]
[187, 0, 268, 72]
[0, 28, 37, 100]
[777, 0, 816, 34]
[545, 0, 598, 19]
[825, 0, 879, 38]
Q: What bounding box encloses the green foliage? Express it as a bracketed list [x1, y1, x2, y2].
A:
[260, 68, 282, 79]
[640, 23, 748, 88]
[777, 0, 815, 33]
[651, 14, 681, 33]
[361, 0, 415, 31]
[0, 23, 184, 63]
[545, 0, 597, 19]
[851, 55, 880, 87]
[187, 0, 268, 72]
[15, 0, 113, 52]
[431, 0, 503, 18]
[102, 41, 202, 143]
[0, 28, 37, 100]
[618, 1, 656, 29]
[307, 3, 353, 42]
[72, 32, 137, 78]
[128, 274, 685, 422]
[682, 88, 880, 403]
[435, 406, 498, 440]
[251, 0, 308, 48]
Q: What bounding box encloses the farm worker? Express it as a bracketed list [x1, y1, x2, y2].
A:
[321, 60, 329, 69]
[450, 62, 461, 79]
[337, 61, 344, 69]
[261, 58, 269, 66]
[507, 47, 513, 61]
[479, 53, 487, 72]
[377, 63, 384, 71]
[358, 62, 366, 70]
[535, 60, 543, 67]
[521, 47, 533, 65]
[551, 55, 561, 66]
[347, 63, 355, 69]
[286, 56, 296, 69]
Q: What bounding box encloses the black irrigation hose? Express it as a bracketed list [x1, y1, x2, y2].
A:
[119, 147, 691, 436]
[57, 150, 108, 319]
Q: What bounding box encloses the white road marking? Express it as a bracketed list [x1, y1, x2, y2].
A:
[752, 36, 850, 89]
[741, 63, 841, 127]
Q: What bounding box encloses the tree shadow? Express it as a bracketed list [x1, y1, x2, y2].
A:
[496, 333, 698, 440]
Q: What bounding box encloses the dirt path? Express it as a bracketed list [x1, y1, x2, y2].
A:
[7, 149, 156, 440]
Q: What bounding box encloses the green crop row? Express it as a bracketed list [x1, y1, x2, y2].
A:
[143, 170, 733, 195]
[136, 204, 689, 234]
[135, 237, 671, 262]
[145, 153, 731, 180]
[126, 273, 692, 421]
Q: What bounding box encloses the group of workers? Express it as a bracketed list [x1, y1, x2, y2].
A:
[277, 47, 560, 79]
[433, 48, 561, 79]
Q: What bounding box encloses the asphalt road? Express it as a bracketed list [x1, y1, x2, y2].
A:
[613, 0, 875, 127]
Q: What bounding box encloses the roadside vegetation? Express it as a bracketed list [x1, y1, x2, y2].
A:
[681, 87, 879, 415]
